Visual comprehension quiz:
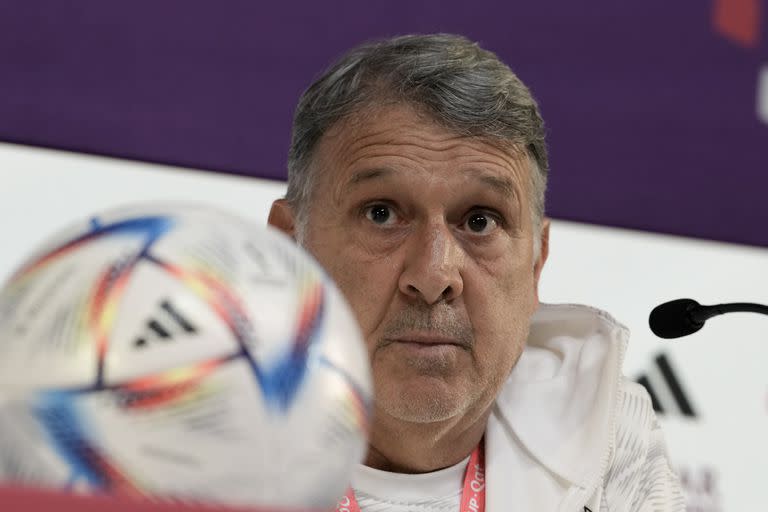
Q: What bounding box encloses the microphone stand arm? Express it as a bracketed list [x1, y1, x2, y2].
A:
[692, 302, 768, 324]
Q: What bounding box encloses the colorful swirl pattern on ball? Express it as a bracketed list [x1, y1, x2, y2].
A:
[33, 391, 145, 494]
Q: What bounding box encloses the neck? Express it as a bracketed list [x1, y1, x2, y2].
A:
[364, 406, 491, 474]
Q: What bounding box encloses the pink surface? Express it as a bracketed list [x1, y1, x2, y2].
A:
[0, 484, 314, 512]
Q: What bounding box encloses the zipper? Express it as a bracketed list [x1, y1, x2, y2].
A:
[557, 320, 629, 511]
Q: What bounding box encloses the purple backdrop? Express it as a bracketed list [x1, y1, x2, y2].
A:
[1, 0, 767, 246]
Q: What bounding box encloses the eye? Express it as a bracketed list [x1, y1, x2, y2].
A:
[463, 211, 499, 235]
[364, 204, 398, 226]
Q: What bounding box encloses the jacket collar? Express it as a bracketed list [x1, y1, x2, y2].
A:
[490, 303, 628, 487]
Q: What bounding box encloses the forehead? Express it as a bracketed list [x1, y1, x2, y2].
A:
[312, 103, 529, 186]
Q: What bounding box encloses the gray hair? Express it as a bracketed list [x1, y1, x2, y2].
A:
[286, 33, 548, 253]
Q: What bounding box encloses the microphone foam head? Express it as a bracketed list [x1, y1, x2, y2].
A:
[649, 298, 704, 339]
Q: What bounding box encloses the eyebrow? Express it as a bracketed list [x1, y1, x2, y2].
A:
[345, 168, 394, 189]
[474, 173, 517, 199]
[344, 167, 518, 200]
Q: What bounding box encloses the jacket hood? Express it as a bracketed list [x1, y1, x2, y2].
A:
[492, 303, 629, 487]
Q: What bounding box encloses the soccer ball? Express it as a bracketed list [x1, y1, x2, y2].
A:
[0, 203, 372, 510]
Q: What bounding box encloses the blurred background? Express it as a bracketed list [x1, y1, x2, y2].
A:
[1, 1, 767, 510]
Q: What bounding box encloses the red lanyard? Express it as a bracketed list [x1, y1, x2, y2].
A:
[336, 440, 485, 512]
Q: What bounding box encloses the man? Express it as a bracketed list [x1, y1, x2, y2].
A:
[269, 34, 685, 511]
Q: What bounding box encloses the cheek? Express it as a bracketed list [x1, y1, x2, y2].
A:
[303, 221, 402, 332]
[465, 256, 537, 362]
[470, 248, 537, 311]
[315, 244, 402, 341]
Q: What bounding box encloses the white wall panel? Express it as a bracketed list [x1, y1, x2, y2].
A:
[0, 143, 286, 283]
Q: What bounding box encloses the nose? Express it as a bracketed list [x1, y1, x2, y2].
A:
[398, 222, 464, 305]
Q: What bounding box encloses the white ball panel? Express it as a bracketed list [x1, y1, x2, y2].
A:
[0, 233, 149, 392]
[104, 260, 239, 385]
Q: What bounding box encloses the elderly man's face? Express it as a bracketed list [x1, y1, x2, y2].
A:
[271, 104, 548, 425]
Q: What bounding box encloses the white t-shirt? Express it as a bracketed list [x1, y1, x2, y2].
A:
[350, 455, 471, 512]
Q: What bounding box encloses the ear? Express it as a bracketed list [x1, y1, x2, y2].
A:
[268, 199, 296, 239]
[533, 217, 550, 302]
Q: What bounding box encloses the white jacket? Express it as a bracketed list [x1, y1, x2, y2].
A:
[485, 303, 686, 511]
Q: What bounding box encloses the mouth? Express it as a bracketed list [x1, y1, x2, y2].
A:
[384, 332, 469, 350]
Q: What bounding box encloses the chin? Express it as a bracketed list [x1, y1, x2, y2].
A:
[376, 376, 473, 424]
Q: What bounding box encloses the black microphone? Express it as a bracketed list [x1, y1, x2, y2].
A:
[649, 298, 768, 339]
